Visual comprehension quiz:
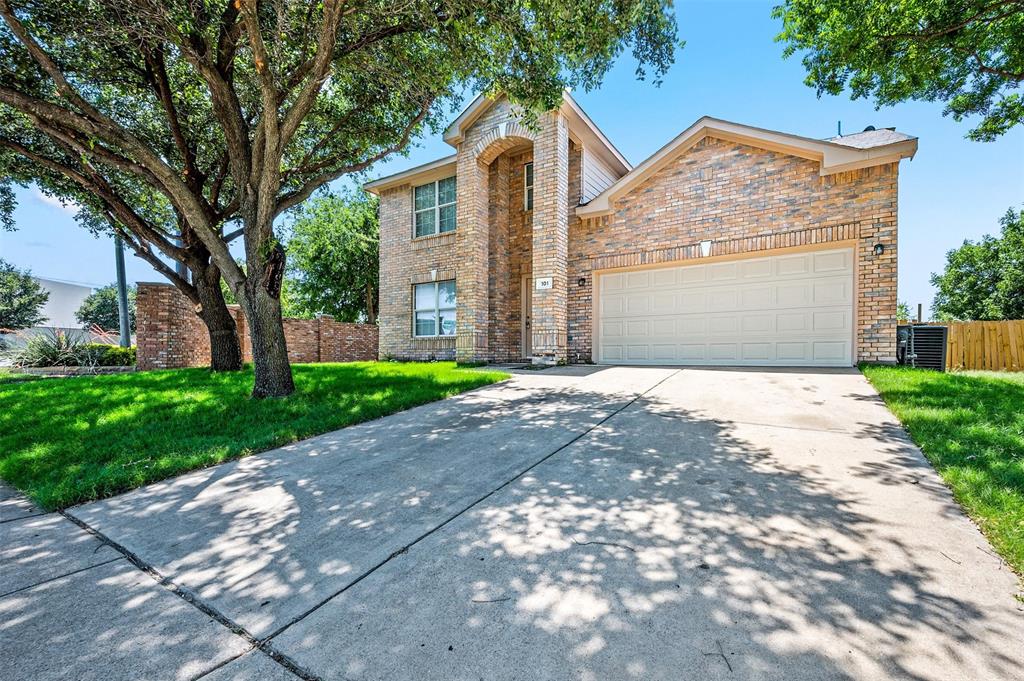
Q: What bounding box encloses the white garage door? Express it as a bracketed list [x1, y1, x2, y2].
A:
[597, 248, 854, 366]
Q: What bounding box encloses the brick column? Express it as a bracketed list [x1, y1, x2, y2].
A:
[858, 216, 899, 362]
[530, 111, 569, 364]
[455, 151, 490, 363]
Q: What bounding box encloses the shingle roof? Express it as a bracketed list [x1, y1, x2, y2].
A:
[827, 128, 917, 149]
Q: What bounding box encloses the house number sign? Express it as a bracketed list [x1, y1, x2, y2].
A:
[535, 277, 553, 290]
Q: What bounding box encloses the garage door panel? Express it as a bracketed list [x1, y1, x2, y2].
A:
[741, 259, 773, 278]
[651, 293, 675, 313]
[814, 250, 849, 272]
[602, 296, 624, 315]
[679, 291, 706, 312]
[598, 247, 854, 367]
[740, 287, 772, 309]
[626, 272, 651, 289]
[602, 321, 623, 338]
[709, 262, 739, 281]
[813, 281, 850, 305]
[777, 283, 811, 307]
[708, 289, 738, 310]
[813, 341, 849, 362]
[776, 254, 810, 275]
[741, 342, 772, 361]
[776, 312, 809, 333]
[742, 314, 774, 333]
[709, 316, 739, 334]
[681, 266, 706, 284]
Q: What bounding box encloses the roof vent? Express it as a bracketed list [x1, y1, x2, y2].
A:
[863, 125, 876, 132]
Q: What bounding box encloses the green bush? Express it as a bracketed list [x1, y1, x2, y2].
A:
[11, 330, 136, 367]
[12, 329, 86, 367]
[89, 344, 136, 366]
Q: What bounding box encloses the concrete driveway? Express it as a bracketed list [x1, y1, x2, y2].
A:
[5, 366, 1021, 680]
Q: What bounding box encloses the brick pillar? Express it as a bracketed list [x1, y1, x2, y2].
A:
[455, 151, 490, 363]
[857, 214, 899, 362]
[530, 111, 569, 364]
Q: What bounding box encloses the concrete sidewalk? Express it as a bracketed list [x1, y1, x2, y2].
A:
[0, 484, 253, 681]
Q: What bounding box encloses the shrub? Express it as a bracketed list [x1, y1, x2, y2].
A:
[11, 330, 136, 367]
[12, 329, 86, 367]
[89, 344, 136, 366]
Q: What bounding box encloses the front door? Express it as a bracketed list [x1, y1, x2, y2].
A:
[521, 275, 532, 359]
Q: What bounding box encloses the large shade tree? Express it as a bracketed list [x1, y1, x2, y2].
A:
[286, 191, 379, 323]
[1, 171, 246, 371]
[0, 257, 48, 330]
[774, 0, 1024, 141]
[0, 0, 678, 397]
[932, 207, 1024, 320]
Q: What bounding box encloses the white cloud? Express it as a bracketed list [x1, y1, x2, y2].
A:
[34, 188, 81, 215]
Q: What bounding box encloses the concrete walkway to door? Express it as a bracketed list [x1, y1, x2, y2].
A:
[4, 366, 1021, 680]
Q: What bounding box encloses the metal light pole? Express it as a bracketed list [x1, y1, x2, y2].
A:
[114, 236, 131, 347]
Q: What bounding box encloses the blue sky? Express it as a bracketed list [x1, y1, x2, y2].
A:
[2, 0, 1021, 313]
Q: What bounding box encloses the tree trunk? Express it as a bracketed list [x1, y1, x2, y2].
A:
[245, 284, 295, 397]
[193, 262, 243, 372]
[365, 282, 377, 325]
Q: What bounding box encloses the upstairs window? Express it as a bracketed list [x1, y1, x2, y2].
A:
[524, 162, 534, 211]
[413, 280, 456, 337]
[414, 177, 456, 237]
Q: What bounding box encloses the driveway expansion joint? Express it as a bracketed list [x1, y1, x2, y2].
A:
[0, 555, 124, 600]
[260, 369, 683, 645]
[60, 509, 312, 680]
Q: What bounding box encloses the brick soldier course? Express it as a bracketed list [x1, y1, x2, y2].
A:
[366, 93, 917, 366]
[136, 283, 378, 370]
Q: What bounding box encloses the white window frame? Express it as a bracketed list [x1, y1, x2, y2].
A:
[524, 162, 534, 211]
[413, 177, 456, 238]
[412, 280, 457, 338]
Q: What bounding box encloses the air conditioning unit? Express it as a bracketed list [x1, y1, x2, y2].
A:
[897, 324, 948, 371]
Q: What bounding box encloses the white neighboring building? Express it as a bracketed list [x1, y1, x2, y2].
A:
[32, 277, 95, 329]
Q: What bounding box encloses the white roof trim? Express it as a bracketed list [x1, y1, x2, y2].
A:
[363, 154, 457, 194]
[576, 116, 918, 217]
[442, 90, 630, 174]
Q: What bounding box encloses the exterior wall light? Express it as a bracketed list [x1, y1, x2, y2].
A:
[578, 277, 587, 287]
[873, 243, 885, 256]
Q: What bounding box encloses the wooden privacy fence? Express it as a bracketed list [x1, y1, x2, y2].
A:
[943, 320, 1024, 372]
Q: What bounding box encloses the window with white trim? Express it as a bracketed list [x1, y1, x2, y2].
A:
[413, 177, 456, 237]
[413, 280, 456, 337]
[524, 162, 534, 211]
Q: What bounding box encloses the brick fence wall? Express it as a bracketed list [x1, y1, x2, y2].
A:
[137, 282, 379, 370]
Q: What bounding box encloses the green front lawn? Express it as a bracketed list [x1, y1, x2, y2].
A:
[0, 362, 507, 510]
[862, 365, 1024, 577]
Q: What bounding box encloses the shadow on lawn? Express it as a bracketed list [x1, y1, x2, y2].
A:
[48, 367, 1024, 680]
[0, 363, 505, 509]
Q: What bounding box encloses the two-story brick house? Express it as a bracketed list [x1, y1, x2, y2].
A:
[365, 93, 917, 367]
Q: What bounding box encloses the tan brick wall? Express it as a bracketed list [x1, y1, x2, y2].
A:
[137, 283, 378, 369]
[136, 283, 211, 370]
[378, 120, 899, 365]
[567, 137, 899, 363]
[377, 182, 460, 361]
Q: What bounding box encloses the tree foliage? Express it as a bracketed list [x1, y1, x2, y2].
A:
[0, 0, 679, 396]
[931, 207, 1024, 320]
[286, 191, 379, 323]
[0, 257, 48, 330]
[75, 284, 136, 333]
[775, 0, 1024, 141]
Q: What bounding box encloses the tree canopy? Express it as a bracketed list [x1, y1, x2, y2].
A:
[931, 207, 1024, 320]
[0, 258, 48, 330]
[76, 284, 137, 333]
[774, 0, 1024, 141]
[286, 191, 378, 323]
[0, 0, 679, 396]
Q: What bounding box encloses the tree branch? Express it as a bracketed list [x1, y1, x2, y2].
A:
[274, 96, 433, 217]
